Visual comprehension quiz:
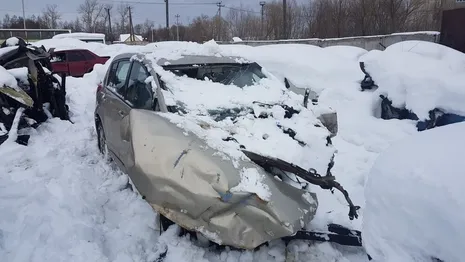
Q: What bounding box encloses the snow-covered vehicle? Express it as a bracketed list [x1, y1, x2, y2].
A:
[359, 41, 465, 131]
[94, 52, 360, 250]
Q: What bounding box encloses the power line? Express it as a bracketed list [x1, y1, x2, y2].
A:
[175, 14, 180, 41]
[222, 6, 261, 15]
[98, 0, 217, 6]
[222, 5, 310, 19]
[217, 2, 225, 41]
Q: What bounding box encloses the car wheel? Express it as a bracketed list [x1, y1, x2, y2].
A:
[158, 214, 215, 247]
[159, 214, 175, 232]
[96, 119, 107, 155]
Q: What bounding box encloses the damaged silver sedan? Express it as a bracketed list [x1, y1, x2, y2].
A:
[94, 53, 360, 250]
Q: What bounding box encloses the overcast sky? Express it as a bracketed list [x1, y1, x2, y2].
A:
[0, 0, 279, 27]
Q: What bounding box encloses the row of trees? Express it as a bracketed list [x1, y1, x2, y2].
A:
[0, 0, 442, 43]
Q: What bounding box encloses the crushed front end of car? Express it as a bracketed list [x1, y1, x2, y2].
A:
[120, 54, 359, 250]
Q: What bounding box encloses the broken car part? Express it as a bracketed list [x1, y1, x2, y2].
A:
[0, 37, 70, 146]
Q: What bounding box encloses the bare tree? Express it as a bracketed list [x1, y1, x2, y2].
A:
[42, 4, 61, 29]
[24, 0, 435, 42]
[226, 6, 261, 40]
[78, 0, 104, 32]
[117, 3, 131, 35]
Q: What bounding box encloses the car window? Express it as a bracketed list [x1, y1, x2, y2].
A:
[81, 51, 94, 60]
[107, 60, 131, 95]
[52, 52, 66, 62]
[68, 51, 86, 62]
[125, 62, 152, 109]
[164, 63, 266, 88]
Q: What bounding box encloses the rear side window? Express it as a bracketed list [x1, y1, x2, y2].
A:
[107, 60, 130, 95]
[68, 51, 85, 62]
[52, 52, 66, 62]
[81, 51, 94, 60]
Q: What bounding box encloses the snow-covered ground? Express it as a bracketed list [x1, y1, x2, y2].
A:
[1, 38, 463, 261]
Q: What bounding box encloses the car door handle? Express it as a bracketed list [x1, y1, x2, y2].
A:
[118, 110, 126, 117]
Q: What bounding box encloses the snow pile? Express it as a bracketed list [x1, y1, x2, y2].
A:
[220, 43, 365, 95]
[232, 37, 243, 42]
[5, 37, 20, 47]
[324, 46, 368, 61]
[363, 122, 465, 262]
[0, 65, 19, 89]
[141, 40, 225, 60]
[361, 41, 465, 120]
[387, 40, 465, 70]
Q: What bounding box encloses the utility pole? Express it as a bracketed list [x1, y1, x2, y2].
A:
[217, 2, 225, 41]
[260, 1, 266, 40]
[282, 0, 287, 39]
[21, 0, 27, 41]
[165, 0, 170, 40]
[106, 7, 113, 43]
[128, 6, 135, 42]
[175, 14, 180, 41]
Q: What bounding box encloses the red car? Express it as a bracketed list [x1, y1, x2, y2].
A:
[51, 49, 110, 77]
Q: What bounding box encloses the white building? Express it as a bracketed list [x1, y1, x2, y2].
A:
[119, 34, 143, 43]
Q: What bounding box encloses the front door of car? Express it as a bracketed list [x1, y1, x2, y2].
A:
[50, 52, 69, 74]
[101, 59, 131, 166]
[67, 51, 87, 76]
[118, 61, 153, 168]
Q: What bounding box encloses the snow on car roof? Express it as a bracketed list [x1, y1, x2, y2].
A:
[114, 52, 247, 67]
[156, 55, 247, 66]
[52, 32, 106, 39]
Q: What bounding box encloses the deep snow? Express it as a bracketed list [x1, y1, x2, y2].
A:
[0, 38, 462, 261]
[363, 122, 465, 262]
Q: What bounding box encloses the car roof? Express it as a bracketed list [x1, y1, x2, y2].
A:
[112, 52, 247, 67]
[54, 49, 90, 53]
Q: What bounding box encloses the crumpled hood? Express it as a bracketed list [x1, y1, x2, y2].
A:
[122, 109, 319, 250]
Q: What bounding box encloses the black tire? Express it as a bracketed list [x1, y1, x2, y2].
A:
[96, 119, 106, 155]
[159, 214, 175, 232]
